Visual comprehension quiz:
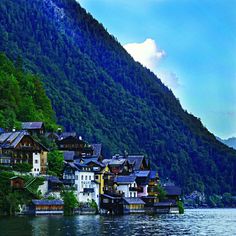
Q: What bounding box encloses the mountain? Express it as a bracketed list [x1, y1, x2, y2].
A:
[0, 53, 56, 130]
[217, 137, 236, 150]
[0, 0, 235, 195]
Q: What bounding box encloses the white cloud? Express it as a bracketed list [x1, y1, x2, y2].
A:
[157, 71, 181, 90]
[123, 38, 180, 91]
[123, 38, 165, 71]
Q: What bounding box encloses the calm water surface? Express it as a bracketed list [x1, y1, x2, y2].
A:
[0, 209, 236, 236]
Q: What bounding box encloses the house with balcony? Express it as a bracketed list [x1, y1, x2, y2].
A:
[62, 161, 100, 207]
[114, 175, 138, 198]
[134, 170, 150, 197]
[57, 134, 93, 157]
[0, 131, 48, 175]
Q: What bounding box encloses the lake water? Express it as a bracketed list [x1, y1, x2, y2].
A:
[0, 209, 236, 236]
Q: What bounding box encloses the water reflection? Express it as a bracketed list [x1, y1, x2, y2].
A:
[1, 209, 236, 236]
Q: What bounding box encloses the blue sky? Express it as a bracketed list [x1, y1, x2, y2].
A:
[78, 0, 236, 139]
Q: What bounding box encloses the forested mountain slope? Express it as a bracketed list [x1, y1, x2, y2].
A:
[0, 0, 235, 194]
[0, 53, 56, 130]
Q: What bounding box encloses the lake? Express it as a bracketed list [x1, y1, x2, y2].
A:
[0, 209, 236, 236]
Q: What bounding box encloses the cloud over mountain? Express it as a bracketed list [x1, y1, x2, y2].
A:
[123, 38, 165, 71]
[123, 38, 180, 91]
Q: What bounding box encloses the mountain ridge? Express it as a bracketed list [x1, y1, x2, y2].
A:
[0, 0, 235, 195]
[217, 137, 236, 150]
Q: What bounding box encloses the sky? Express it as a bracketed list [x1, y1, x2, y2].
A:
[78, 0, 236, 139]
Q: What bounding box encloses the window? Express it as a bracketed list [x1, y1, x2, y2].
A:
[95, 175, 99, 180]
[85, 176, 87, 180]
[75, 175, 78, 180]
[81, 175, 83, 180]
[89, 176, 91, 180]
[35, 160, 38, 164]
[34, 168, 36, 171]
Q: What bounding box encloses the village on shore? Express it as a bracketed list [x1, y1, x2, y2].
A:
[0, 122, 182, 216]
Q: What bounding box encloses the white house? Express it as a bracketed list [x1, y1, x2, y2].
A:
[63, 162, 100, 208]
[114, 175, 138, 198]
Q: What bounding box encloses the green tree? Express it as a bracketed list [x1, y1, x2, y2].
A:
[13, 163, 32, 173]
[61, 190, 78, 216]
[157, 184, 166, 201]
[47, 150, 64, 177]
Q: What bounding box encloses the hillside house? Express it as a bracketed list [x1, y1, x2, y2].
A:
[0, 131, 48, 175]
[22, 122, 45, 135]
[57, 134, 93, 157]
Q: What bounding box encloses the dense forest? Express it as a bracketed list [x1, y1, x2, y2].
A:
[0, 0, 235, 195]
[0, 53, 56, 130]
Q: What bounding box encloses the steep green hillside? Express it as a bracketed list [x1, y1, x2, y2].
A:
[0, 53, 56, 130]
[0, 0, 235, 194]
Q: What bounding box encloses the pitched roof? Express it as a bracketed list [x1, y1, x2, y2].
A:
[0, 131, 48, 151]
[0, 132, 12, 144]
[58, 132, 77, 140]
[32, 200, 64, 206]
[63, 151, 75, 161]
[114, 175, 136, 184]
[164, 185, 181, 196]
[126, 155, 145, 170]
[0, 131, 28, 148]
[46, 176, 62, 184]
[134, 170, 150, 177]
[123, 197, 146, 205]
[108, 158, 126, 166]
[22, 122, 43, 130]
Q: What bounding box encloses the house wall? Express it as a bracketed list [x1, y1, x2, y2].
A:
[137, 185, 148, 198]
[32, 152, 41, 175]
[40, 151, 47, 175]
[38, 180, 48, 196]
[116, 182, 137, 197]
[74, 171, 99, 206]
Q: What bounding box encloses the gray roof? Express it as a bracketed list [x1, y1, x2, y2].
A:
[0, 131, 48, 151]
[127, 155, 145, 170]
[102, 159, 112, 165]
[0, 132, 12, 144]
[58, 132, 77, 140]
[123, 197, 145, 205]
[63, 151, 75, 161]
[46, 176, 62, 184]
[32, 200, 64, 206]
[114, 175, 136, 184]
[134, 170, 150, 177]
[0, 131, 28, 148]
[108, 158, 126, 166]
[22, 122, 44, 130]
